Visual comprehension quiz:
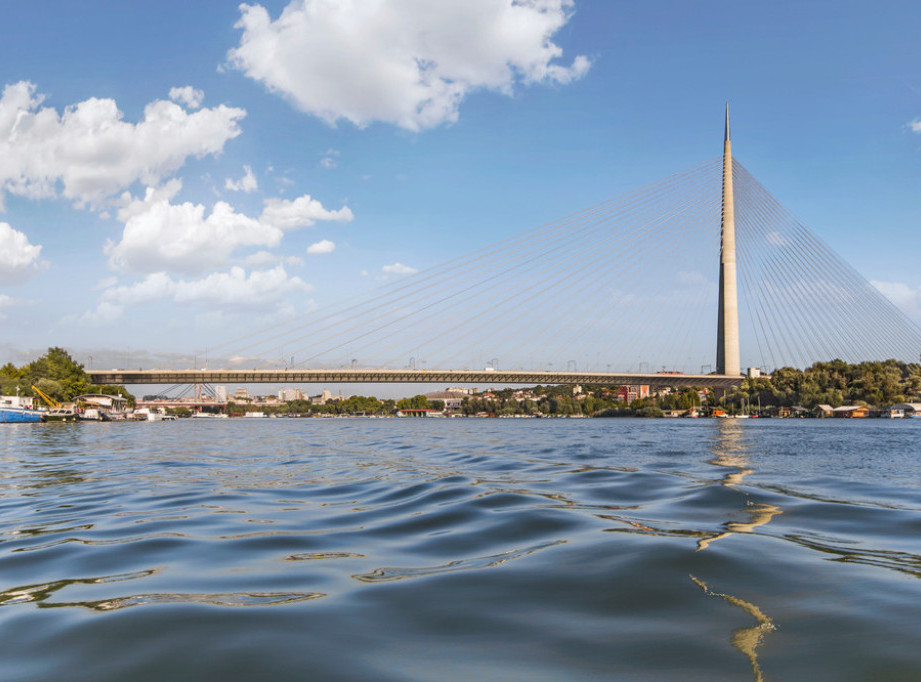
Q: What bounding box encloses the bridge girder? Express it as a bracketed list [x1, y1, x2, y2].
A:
[89, 369, 744, 390]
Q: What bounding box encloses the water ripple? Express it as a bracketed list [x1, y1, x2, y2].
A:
[353, 541, 564, 583]
[2, 419, 921, 680]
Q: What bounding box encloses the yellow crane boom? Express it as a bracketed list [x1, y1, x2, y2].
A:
[31, 384, 61, 409]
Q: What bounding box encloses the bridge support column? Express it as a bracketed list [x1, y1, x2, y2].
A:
[717, 104, 741, 377]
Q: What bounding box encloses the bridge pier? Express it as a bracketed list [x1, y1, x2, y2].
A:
[717, 104, 741, 377]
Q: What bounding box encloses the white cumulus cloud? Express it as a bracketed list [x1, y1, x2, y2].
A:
[307, 239, 335, 254]
[173, 266, 312, 306]
[225, 165, 259, 192]
[0, 81, 245, 209]
[107, 180, 283, 275]
[106, 182, 352, 275]
[0, 222, 43, 284]
[169, 86, 205, 109]
[910, 119, 921, 133]
[261, 194, 353, 229]
[81, 265, 312, 323]
[227, 0, 590, 131]
[382, 262, 417, 275]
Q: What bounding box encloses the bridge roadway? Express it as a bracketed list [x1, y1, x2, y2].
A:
[89, 368, 744, 389]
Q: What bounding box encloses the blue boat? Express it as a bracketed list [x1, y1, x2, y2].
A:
[0, 396, 44, 423]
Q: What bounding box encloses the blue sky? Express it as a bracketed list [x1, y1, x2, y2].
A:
[1, 0, 920, 370]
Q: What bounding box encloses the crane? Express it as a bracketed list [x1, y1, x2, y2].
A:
[31, 384, 61, 409]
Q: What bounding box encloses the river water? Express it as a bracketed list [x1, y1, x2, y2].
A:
[1, 418, 920, 681]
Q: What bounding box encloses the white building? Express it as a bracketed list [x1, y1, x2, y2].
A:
[278, 388, 302, 402]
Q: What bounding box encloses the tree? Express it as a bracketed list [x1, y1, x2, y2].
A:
[397, 394, 429, 410]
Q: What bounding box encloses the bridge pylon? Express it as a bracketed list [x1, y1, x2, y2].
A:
[717, 103, 741, 376]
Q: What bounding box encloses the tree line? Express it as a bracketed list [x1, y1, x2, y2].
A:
[733, 359, 921, 411]
[0, 347, 134, 406]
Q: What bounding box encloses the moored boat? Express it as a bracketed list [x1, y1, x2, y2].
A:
[42, 407, 77, 422]
[0, 396, 43, 423]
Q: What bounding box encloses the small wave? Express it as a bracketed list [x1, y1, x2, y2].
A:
[352, 540, 564, 583]
[0, 569, 158, 607]
[286, 552, 364, 561]
[54, 591, 325, 611]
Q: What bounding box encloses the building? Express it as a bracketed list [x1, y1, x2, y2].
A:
[888, 403, 921, 418]
[214, 386, 227, 403]
[310, 389, 334, 405]
[424, 390, 468, 411]
[832, 405, 870, 418]
[614, 385, 650, 404]
[814, 404, 834, 418]
[234, 387, 250, 400]
[278, 388, 302, 402]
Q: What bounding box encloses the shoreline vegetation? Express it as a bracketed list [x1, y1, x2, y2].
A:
[1, 348, 134, 407]
[3, 348, 921, 419]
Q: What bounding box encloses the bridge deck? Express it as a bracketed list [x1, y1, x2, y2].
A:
[89, 369, 744, 389]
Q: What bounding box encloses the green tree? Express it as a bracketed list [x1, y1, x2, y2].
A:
[397, 394, 429, 410]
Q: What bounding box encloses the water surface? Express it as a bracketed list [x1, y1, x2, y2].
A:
[1, 418, 920, 680]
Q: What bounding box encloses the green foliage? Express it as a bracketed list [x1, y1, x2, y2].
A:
[396, 395, 429, 410]
[34, 378, 65, 403]
[0, 362, 21, 396]
[737, 359, 921, 410]
[2, 347, 137, 404]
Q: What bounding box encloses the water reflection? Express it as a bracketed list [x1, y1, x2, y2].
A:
[697, 420, 783, 551]
[0, 570, 157, 607]
[691, 574, 775, 682]
[0, 568, 323, 610]
[695, 420, 782, 680]
[53, 591, 324, 611]
[353, 540, 563, 583]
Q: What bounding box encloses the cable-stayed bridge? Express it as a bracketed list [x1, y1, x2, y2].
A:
[89, 109, 921, 389]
